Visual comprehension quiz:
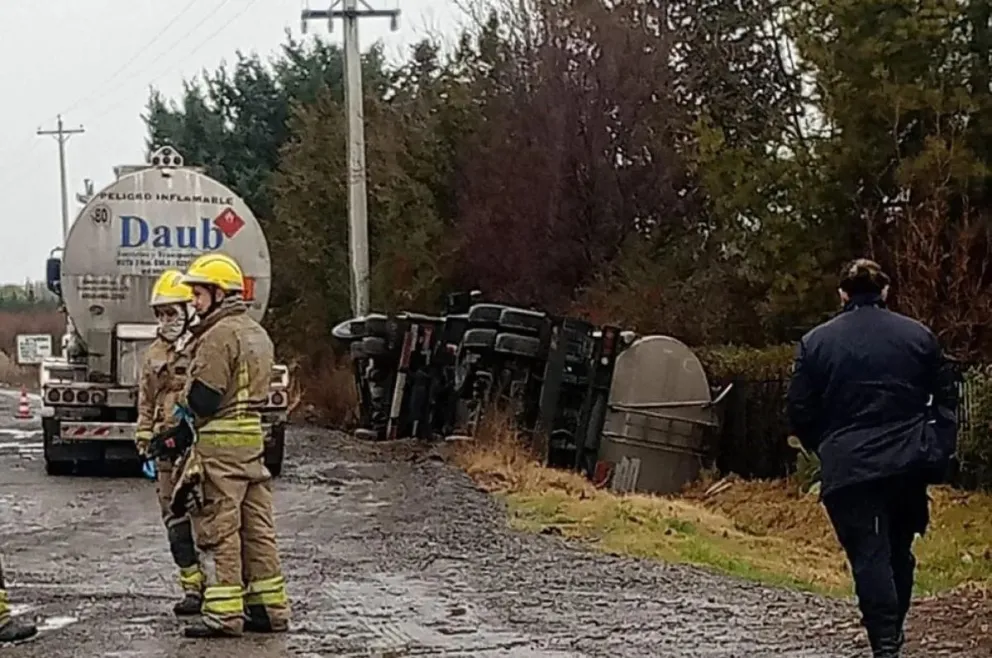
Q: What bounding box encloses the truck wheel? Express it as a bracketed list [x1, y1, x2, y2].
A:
[361, 336, 389, 357]
[265, 425, 286, 477]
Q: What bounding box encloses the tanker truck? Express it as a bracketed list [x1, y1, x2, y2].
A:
[39, 145, 289, 476]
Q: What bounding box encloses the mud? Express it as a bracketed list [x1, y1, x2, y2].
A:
[0, 391, 981, 657]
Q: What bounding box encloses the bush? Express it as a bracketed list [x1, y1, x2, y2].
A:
[696, 344, 796, 382]
[291, 353, 360, 429]
[958, 366, 992, 490]
[0, 308, 64, 359]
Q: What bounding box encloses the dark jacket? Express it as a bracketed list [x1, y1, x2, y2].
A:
[786, 293, 958, 498]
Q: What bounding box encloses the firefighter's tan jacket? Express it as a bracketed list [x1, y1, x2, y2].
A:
[136, 336, 192, 453]
[184, 299, 273, 463]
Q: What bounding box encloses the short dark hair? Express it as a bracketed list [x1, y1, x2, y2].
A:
[839, 258, 890, 295]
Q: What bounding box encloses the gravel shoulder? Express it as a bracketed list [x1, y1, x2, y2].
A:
[0, 401, 967, 656]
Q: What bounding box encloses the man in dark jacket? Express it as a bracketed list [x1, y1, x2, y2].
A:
[786, 259, 958, 658]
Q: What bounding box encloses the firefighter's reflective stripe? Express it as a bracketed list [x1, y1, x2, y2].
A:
[198, 361, 263, 448]
[202, 585, 244, 616]
[244, 575, 288, 607]
[135, 429, 153, 441]
[236, 360, 249, 407]
[0, 589, 8, 618]
[198, 418, 264, 448]
[179, 565, 204, 593]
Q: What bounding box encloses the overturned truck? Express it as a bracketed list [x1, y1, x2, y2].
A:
[333, 295, 730, 494]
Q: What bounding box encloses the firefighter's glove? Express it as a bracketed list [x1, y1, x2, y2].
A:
[147, 419, 194, 461]
[170, 450, 205, 518]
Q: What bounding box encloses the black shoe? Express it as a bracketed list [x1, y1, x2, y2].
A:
[244, 605, 287, 633]
[182, 620, 241, 638]
[173, 593, 202, 617]
[0, 618, 38, 643]
[245, 617, 280, 633]
[870, 633, 903, 658]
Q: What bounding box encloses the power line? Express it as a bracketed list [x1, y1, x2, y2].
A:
[0, 0, 257, 189]
[84, 0, 263, 123]
[56, 0, 204, 119]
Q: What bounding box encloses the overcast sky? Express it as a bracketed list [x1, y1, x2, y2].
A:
[0, 0, 458, 284]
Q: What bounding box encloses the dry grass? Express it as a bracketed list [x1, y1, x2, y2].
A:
[0, 308, 63, 357]
[0, 309, 63, 391]
[0, 352, 39, 390]
[452, 415, 992, 597]
[292, 354, 360, 428]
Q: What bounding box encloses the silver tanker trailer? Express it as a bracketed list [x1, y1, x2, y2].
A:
[38, 146, 289, 476]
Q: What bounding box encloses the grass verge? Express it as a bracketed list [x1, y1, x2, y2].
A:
[451, 415, 992, 598]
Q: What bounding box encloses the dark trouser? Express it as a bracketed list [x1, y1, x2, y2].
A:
[823, 474, 929, 654]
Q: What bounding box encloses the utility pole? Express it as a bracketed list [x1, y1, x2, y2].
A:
[301, 1, 399, 318]
[37, 115, 85, 244]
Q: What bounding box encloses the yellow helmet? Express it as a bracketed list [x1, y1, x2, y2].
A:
[150, 269, 194, 307]
[181, 252, 244, 292]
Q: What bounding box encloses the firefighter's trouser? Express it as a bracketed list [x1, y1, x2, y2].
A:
[0, 561, 9, 628]
[0, 589, 10, 630]
[190, 431, 290, 635]
[156, 460, 204, 596]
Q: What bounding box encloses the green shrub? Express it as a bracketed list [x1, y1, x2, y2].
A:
[696, 344, 796, 382]
[787, 435, 822, 495]
[958, 366, 992, 490]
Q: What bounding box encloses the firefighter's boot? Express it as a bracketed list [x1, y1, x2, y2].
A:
[183, 620, 241, 639]
[168, 523, 204, 617]
[173, 591, 202, 617]
[0, 617, 37, 643]
[0, 589, 37, 644]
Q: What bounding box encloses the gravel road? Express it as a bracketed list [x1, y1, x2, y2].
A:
[0, 390, 980, 657]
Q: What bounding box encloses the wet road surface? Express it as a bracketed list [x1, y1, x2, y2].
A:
[0, 391, 969, 657]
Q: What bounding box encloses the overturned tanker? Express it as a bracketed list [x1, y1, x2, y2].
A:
[334, 299, 732, 492]
[39, 146, 290, 476]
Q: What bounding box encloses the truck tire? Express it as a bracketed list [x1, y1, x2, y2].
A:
[494, 333, 543, 358]
[265, 425, 286, 477]
[364, 314, 390, 338]
[350, 340, 369, 360]
[361, 336, 389, 357]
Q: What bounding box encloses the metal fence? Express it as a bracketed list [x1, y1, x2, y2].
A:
[708, 378, 793, 479]
[711, 375, 992, 487]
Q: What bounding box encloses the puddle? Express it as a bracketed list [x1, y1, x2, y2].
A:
[38, 615, 79, 632]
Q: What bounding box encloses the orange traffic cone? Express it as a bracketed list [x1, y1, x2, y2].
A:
[16, 387, 31, 420]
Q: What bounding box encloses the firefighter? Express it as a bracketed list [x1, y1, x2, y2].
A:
[0, 559, 37, 643]
[169, 252, 290, 638]
[786, 259, 958, 658]
[135, 269, 204, 616]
